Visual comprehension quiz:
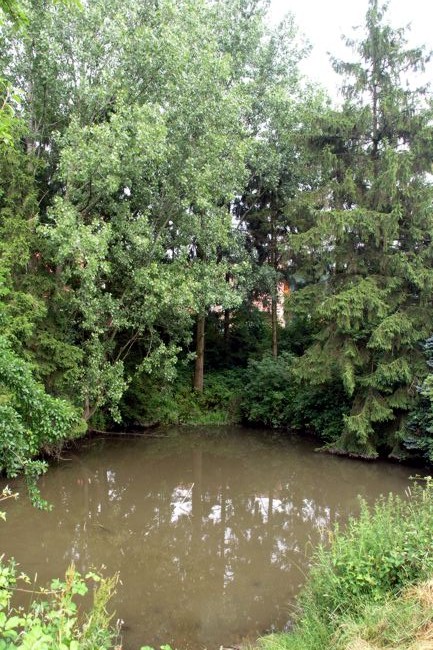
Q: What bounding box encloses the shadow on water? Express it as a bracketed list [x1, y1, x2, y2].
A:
[0, 426, 424, 649]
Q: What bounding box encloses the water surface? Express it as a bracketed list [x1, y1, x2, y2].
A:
[0, 427, 422, 649]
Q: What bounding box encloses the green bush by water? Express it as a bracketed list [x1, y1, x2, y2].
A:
[240, 354, 350, 441]
[121, 368, 246, 426]
[261, 478, 433, 650]
[0, 561, 118, 649]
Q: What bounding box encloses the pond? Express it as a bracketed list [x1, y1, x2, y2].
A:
[0, 426, 422, 649]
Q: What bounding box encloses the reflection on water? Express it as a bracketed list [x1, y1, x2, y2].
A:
[0, 427, 421, 649]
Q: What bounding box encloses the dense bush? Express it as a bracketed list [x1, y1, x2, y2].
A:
[240, 354, 350, 440]
[402, 336, 433, 463]
[121, 368, 246, 426]
[305, 484, 433, 612]
[0, 336, 86, 504]
[240, 354, 296, 428]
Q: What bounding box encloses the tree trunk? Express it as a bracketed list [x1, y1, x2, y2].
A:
[193, 313, 205, 391]
[83, 396, 96, 422]
[223, 308, 230, 342]
[270, 212, 278, 358]
[271, 294, 278, 358]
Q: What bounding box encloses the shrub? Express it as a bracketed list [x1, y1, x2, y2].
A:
[240, 354, 350, 440]
[0, 561, 118, 649]
[121, 368, 245, 426]
[0, 336, 86, 505]
[240, 353, 296, 428]
[403, 336, 433, 463]
[303, 480, 433, 618]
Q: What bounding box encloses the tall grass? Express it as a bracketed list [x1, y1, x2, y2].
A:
[261, 478, 433, 650]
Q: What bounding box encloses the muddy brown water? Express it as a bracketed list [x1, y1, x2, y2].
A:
[0, 427, 425, 649]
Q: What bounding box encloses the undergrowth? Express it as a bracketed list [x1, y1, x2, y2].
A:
[121, 369, 245, 426]
[0, 561, 119, 649]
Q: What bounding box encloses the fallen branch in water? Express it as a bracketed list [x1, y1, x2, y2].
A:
[89, 428, 168, 438]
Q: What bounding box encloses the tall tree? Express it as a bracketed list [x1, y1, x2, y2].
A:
[233, 16, 323, 358]
[292, 0, 433, 457]
[0, 0, 254, 413]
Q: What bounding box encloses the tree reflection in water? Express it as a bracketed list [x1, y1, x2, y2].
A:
[0, 427, 420, 650]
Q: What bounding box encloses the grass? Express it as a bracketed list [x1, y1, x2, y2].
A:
[335, 580, 433, 649]
[260, 478, 433, 650]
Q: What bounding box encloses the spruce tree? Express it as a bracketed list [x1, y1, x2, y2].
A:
[292, 0, 433, 457]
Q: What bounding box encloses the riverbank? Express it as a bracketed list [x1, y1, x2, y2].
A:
[262, 580, 433, 650]
[259, 479, 433, 650]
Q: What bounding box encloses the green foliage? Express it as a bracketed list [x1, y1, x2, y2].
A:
[261, 479, 433, 650]
[233, 32, 325, 357]
[0, 335, 84, 504]
[292, 382, 352, 443]
[203, 306, 272, 370]
[1, 0, 433, 478]
[0, 0, 27, 26]
[0, 562, 118, 648]
[402, 336, 433, 462]
[306, 486, 433, 614]
[0, 0, 267, 422]
[240, 354, 350, 439]
[0, 82, 22, 147]
[241, 354, 296, 428]
[122, 369, 245, 426]
[289, 0, 433, 457]
[278, 315, 316, 358]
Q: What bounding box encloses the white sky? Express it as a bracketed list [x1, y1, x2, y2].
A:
[269, 0, 433, 99]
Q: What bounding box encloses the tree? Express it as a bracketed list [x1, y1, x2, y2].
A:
[233, 15, 324, 358]
[291, 0, 433, 457]
[0, 0, 254, 412]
